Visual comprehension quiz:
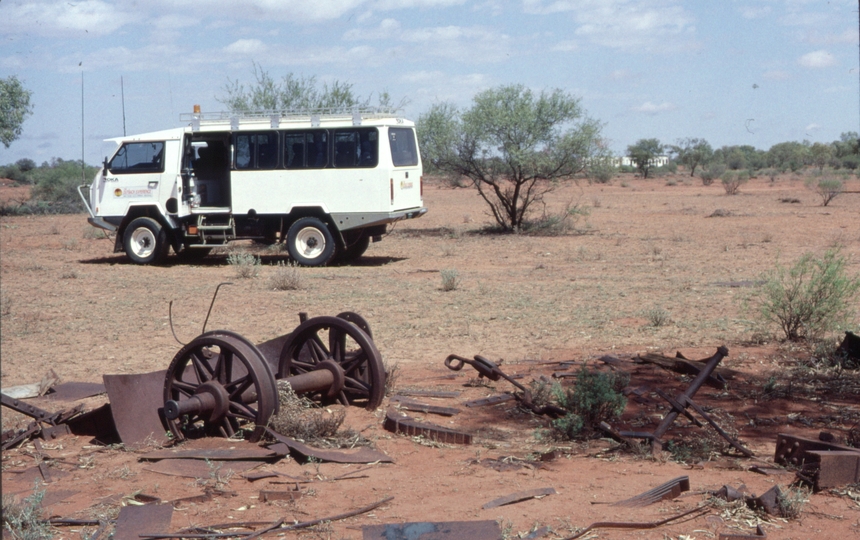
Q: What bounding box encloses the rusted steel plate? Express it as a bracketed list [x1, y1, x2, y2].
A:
[260, 489, 304, 502]
[748, 485, 781, 516]
[255, 334, 291, 370]
[482, 487, 556, 509]
[396, 389, 461, 399]
[113, 504, 173, 540]
[103, 371, 169, 446]
[144, 458, 261, 478]
[383, 410, 472, 444]
[266, 428, 393, 463]
[612, 476, 690, 507]
[719, 525, 767, 539]
[169, 492, 214, 507]
[774, 433, 860, 466]
[363, 520, 502, 540]
[39, 424, 71, 441]
[65, 403, 120, 443]
[139, 447, 281, 461]
[463, 394, 515, 408]
[805, 450, 860, 490]
[390, 396, 460, 416]
[46, 382, 106, 402]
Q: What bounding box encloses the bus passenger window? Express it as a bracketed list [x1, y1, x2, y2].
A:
[256, 133, 278, 169]
[389, 128, 418, 167]
[235, 135, 252, 169]
[284, 133, 305, 169]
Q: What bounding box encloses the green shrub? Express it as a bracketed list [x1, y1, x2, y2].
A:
[721, 171, 748, 195]
[440, 269, 460, 291]
[699, 161, 726, 186]
[753, 249, 860, 341]
[587, 161, 615, 184]
[227, 251, 261, 278]
[550, 366, 629, 440]
[2, 485, 53, 540]
[805, 178, 844, 206]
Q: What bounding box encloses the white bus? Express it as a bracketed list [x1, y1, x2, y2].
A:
[79, 107, 427, 266]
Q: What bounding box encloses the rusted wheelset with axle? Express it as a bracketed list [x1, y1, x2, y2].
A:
[162, 313, 385, 442]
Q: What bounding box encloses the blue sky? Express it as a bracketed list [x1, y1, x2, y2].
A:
[1, 0, 858, 165]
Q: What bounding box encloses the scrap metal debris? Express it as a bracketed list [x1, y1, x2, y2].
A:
[363, 520, 502, 540]
[114, 503, 173, 540]
[383, 409, 472, 444]
[774, 432, 860, 490]
[390, 395, 460, 416]
[482, 487, 556, 509]
[265, 427, 393, 463]
[562, 505, 709, 540]
[463, 394, 515, 408]
[611, 475, 690, 507]
[718, 525, 767, 539]
[1, 392, 83, 450]
[103, 371, 170, 446]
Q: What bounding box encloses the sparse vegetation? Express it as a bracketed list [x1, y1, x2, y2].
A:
[550, 366, 629, 440]
[721, 171, 749, 195]
[269, 260, 302, 290]
[777, 485, 810, 519]
[440, 269, 460, 291]
[228, 251, 261, 278]
[645, 306, 670, 327]
[753, 249, 860, 341]
[2, 485, 53, 540]
[806, 177, 844, 206]
[269, 381, 366, 449]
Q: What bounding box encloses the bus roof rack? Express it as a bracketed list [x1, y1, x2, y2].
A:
[180, 106, 404, 128]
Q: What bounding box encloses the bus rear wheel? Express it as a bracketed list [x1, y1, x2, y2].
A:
[123, 217, 169, 265]
[286, 217, 335, 267]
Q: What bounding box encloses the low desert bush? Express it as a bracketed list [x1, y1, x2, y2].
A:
[2, 485, 53, 540]
[269, 260, 302, 290]
[440, 269, 460, 291]
[721, 171, 749, 195]
[521, 202, 590, 236]
[699, 161, 726, 186]
[777, 485, 810, 519]
[645, 306, 671, 327]
[752, 249, 860, 341]
[550, 366, 629, 440]
[227, 251, 261, 278]
[806, 177, 844, 206]
[270, 381, 346, 442]
[587, 161, 615, 184]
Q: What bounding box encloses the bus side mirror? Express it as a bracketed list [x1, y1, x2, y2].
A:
[102, 157, 109, 176]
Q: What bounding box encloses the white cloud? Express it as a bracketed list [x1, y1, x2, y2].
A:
[805, 123, 821, 132]
[632, 101, 676, 114]
[224, 39, 269, 56]
[523, 0, 697, 53]
[762, 70, 790, 81]
[0, 0, 134, 37]
[798, 50, 836, 68]
[373, 0, 465, 8]
[402, 26, 512, 63]
[344, 18, 402, 40]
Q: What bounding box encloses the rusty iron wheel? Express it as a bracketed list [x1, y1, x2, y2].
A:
[163, 333, 278, 442]
[278, 316, 385, 410]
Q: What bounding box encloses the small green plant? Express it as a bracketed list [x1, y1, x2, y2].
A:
[753, 249, 860, 341]
[721, 171, 748, 195]
[521, 201, 590, 236]
[699, 161, 726, 186]
[777, 485, 810, 519]
[645, 306, 670, 327]
[440, 269, 460, 291]
[550, 366, 629, 440]
[269, 260, 302, 290]
[2, 484, 53, 540]
[227, 251, 261, 278]
[806, 177, 844, 206]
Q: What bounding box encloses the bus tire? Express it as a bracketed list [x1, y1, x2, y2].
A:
[123, 217, 170, 265]
[286, 217, 336, 267]
[336, 232, 370, 263]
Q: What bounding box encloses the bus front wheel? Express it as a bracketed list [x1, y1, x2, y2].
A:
[123, 217, 169, 265]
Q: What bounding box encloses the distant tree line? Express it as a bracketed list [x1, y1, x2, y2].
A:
[0, 158, 95, 215]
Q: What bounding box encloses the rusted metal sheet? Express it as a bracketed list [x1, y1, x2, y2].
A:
[464, 394, 515, 408]
[363, 520, 502, 540]
[266, 428, 393, 463]
[397, 389, 461, 399]
[39, 423, 71, 441]
[139, 447, 281, 461]
[804, 450, 860, 490]
[482, 487, 556, 509]
[144, 458, 261, 478]
[383, 410, 472, 444]
[113, 504, 173, 540]
[46, 382, 106, 402]
[612, 476, 690, 507]
[390, 396, 460, 416]
[169, 492, 214, 507]
[64, 403, 121, 443]
[747, 486, 781, 516]
[103, 371, 169, 446]
[719, 525, 767, 539]
[260, 489, 304, 502]
[774, 433, 860, 466]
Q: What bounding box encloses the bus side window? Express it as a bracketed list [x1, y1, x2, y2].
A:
[284, 133, 305, 169]
[334, 129, 377, 168]
[235, 135, 252, 169]
[256, 133, 278, 169]
[308, 132, 328, 168]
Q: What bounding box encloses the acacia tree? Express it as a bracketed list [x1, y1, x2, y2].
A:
[670, 137, 712, 177]
[1, 76, 33, 148]
[220, 63, 395, 112]
[418, 85, 604, 231]
[627, 138, 664, 178]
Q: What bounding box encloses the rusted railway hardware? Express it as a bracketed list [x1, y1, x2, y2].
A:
[0, 393, 83, 450]
[611, 476, 690, 507]
[162, 313, 386, 443]
[774, 433, 860, 490]
[444, 354, 566, 418]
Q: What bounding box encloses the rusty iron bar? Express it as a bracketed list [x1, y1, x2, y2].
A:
[678, 395, 754, 457]
[384, 410, 472, 444]
[444, 354, 565, 418]
[651, 346, 728, 450]
[561, 505, 710, 540]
